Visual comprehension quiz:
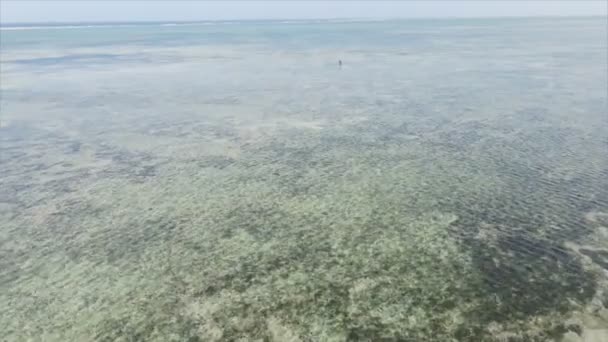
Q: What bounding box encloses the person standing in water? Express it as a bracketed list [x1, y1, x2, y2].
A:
[338, 60, 342, 68]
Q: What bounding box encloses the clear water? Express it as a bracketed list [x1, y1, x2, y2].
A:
[1, 18, 607, 341]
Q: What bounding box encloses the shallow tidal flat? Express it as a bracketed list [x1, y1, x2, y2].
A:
[1, 17, 607, 341]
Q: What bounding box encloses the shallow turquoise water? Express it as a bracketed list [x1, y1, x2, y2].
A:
[1, 18, 607, 341]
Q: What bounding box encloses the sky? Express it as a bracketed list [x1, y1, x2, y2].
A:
[1, 1, 607, 23]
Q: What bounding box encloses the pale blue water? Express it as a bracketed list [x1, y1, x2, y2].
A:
[1, 18, 607, 341]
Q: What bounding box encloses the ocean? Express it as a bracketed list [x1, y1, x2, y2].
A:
[1, 17, 607, 341]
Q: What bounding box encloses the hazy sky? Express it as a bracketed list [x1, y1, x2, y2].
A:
[1, 1, 606, 23]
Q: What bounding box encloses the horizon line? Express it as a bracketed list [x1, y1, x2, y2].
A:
[2, 14, 606, 26]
